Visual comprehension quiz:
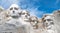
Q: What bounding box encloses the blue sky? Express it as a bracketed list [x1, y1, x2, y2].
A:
[0, 0, 60, 18]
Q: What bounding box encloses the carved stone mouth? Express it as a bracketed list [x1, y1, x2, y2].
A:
[24, 19, 30, 22]
[11, 16, 19, 18]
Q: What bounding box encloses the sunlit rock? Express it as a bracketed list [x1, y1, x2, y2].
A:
[20, 10, 33, 33]
[0, 4, 60, 33]
[0, 4, 33, 33]
[0, 4, 24, 33]
[41, 14, 57, 33]
[53, 10, 60, 33]
[0, 10, 10, 25]
[29, 16, 38, 29]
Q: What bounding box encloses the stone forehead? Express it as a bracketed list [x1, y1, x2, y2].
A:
[43, 14, 53, 19]
[9, 4, 19, 8]
[22, 10, 29, 13]
[30, 16, 38, 20]
[45, 16, 52, 19]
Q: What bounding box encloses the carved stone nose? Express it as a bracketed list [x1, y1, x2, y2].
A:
[25, 15, 27, 17]
[13, 11, 15, 13]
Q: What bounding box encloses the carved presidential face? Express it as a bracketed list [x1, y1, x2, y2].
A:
[30, 16, 38, 29]
[21, 10, 30, 20]
[8, 4, 21, 18]
[43, 15, 54, 27]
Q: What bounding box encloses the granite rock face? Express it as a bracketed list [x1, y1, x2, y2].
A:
[0, 4, 60, 33]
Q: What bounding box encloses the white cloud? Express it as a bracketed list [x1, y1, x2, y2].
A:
[26, 7, 45, 18]
[0, 0, 19, 9]
[0, 0, 46, 18]
[55, 0, 59, 5]
[17, 0, 46, 18]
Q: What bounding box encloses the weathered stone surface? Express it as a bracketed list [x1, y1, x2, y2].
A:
[0, 4, 60, 33]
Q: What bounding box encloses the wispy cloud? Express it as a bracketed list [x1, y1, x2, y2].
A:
[0, 0, 57, 18]
[0, 0, 19, 9]
[25, 7, 46, 18]
[18, 0, 46, 18]
[0, 0, 46, 18]
[55, 0, 59, 4]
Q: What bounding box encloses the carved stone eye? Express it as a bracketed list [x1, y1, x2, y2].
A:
[46, 19, 53, 21]
[19, 13, 21, 15]
[22, 13, 25, 15]
[14, 7, 18, 10]
[44, 20, 46, 22]
[50, 22, 54, 24]
[10, 8, 13, 10]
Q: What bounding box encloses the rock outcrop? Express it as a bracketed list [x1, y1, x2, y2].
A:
[0, 4, 60, 33]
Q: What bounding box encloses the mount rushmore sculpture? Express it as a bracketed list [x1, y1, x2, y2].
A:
[0, 4, 60, 33]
